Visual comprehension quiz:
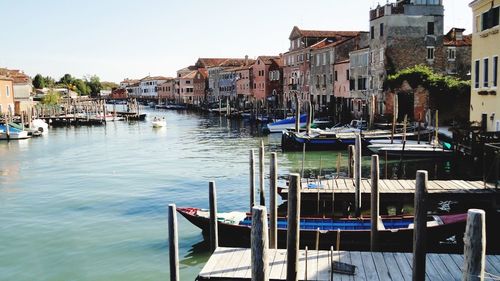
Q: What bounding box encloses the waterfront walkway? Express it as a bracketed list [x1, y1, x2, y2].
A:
[198, 247, 500, 281]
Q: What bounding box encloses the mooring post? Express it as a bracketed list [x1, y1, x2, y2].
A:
[370, 155, 380, 251]
[259, 140, 266, 206]
[168, 204, 180, 281]
[348, 145, 354, 178]
[354, 134, 362, 217]
[209, 181, 218, 252]
[251, 206, 269, 281]
[306, 100, 312, 135]
[462, 209, 486, 281]
[294, 94, 300, 133]
[412, 170, 428, 281]
[250, 149, 256, 212]
[287, 173, 301, 281]
[270, 152, 278, 249]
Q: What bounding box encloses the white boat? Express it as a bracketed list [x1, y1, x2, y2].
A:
[151, 117, 166, 128]
[264, 114, 308, 133]
[31, 119, 49, 134]
[0, 124, 30, 140]
[367, 141, 452, 158]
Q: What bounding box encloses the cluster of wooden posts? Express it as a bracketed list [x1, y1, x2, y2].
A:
[167, 137, 489, 281]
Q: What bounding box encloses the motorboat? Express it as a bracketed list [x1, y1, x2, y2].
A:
[0, 124, 30, 140]
[151, 117, 166, 128]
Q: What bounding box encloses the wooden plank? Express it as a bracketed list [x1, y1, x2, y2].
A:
[269, 249, 286, 280]
[428, 254, 457, 281]
[350, 251, 368, 281]
[438, 254, 462, 281]
[296, 249, 308, 280]
[317, 250, 331, 281]
[361, 180, 371, 193]
[240, 248, 253, 279]
[371, 252, 391, 281]
[339, 251, 355, 281]
[378, 180, 391, 193]
[198, 247, 234, 277]
[360, 252, 379, 281]
[485, 256, 500, 277]
[210, 247, 238, 278]
[305, 249, 318, 281]
[393, 252, 412, 281]
[382, 252, 405, 281]
[381, 180, 395, 191]
[427, 181, 445, 191]
[221, 247, 245, 278]
[332, 250, 341, 281]
[402, 252, 430, 280]
[425, 255, 445, 281]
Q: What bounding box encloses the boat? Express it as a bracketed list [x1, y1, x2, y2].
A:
[177, 207, 467, 251]
[31, 119, 49, 134]
[151, 117, 166, 128]
[264, 114, 308, 133]
[367, 141, 453, 158]
[0, 124, 30, 140]
[281, 128, 433, 151]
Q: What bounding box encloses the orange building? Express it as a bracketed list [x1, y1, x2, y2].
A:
[0, 76, 14, 115]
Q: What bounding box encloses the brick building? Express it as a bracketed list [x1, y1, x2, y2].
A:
[251, 56, 283, 103]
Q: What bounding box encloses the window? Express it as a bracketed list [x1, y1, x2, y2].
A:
[334, 71, 338, 81]
[370, 26, 375, 39]
[186, 80, 191, 84]
[447, 47, 456, 61]
[346, 70, 350, 80]
[484, 58, 489, 88]
[323, 74, 327, 86]
[316, 54, 320, 66]
[379, 48, 384, 64]
[481, 6, 499, 31]
[427, 22, 435, 35]
[380, 23, 384, 37]
[494, 56, 498, 87]
[323, 53, 327, 65]
[475, 60, 480, 88]
[427, 47, 435, 61]
[6, 86, 10, 97]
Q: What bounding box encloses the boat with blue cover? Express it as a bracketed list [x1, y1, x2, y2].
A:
[0, 124, 30, 140]
[177, 207, 466, 251]
[264, 114, 308, 133]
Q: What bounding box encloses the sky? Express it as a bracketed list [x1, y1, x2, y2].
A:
[0, 0, 472, 83]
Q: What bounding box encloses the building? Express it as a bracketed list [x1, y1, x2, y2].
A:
[157, 78, 175, 101]
[200, 57, 250, 102]
[349, 48, 370, 119]
[443, 28, 472, 78]
[119, 79, 140, 89]
[282, 26, 361, 108]
[369, 0, 445, 116]
[138, 76, 170, 97]
[0, 76, 14, 115]
[251, 56, 283, 104]
[177, 70, 196, 104]
[219, 68, 238, 101]
[469, 0, 499, 131]
[334, 59, 354, 120]
[193, 69, 208, 104]
[0, 68, 33, 114]
[235, 65, 253, 103]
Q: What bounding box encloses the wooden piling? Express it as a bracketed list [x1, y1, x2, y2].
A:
[259, 140, 265, 206]
[250, 149, 256, 212]
[348, 145, 354, 178]
[306, 100, 312, 135]
[412, 170, 428, 281]
[370, 155, 380, 251]
[168, 204, 180, 281]
[286, 173, 301, 281]
[294, 94, 300, 133]
[269, 152, 278, 249]
[251, 206, 269, 281]
[209, 181, 218, 252]
[354, 134, 362, 217]
[462, 209, 486, 281]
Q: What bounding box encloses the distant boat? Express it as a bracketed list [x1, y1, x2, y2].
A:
[177, 207, 467, 251]
[0, 124, 30, 140]
[151, 117, 166, 128]
[264, 114, 308, 133]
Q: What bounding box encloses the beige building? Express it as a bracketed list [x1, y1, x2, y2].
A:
[469, 0, 499, 131]
[0, 76, 15, 115]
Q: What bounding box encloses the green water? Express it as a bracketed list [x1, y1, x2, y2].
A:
[0, 108, 459, 280]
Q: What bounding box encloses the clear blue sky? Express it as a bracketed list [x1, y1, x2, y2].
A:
[0, 0, 472, 83]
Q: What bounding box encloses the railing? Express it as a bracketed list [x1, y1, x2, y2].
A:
[484, 142, 500, 188]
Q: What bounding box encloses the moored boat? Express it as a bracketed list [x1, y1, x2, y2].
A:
[177, 207, 466, 251]
[367, 142, 453, 158]
[264, 114, 308, 133]
[0, 124, 30, 140]
[151, 117, 166, 128]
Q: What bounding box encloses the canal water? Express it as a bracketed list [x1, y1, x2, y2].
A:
[0, 108, 470, 281]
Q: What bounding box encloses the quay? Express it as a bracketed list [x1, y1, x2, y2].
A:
[197, 247, 500, 281]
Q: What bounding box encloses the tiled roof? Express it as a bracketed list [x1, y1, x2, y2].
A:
[141, 76, 171, 81]
[258, 56, 281, 65]
[310, 37, 355, 51]
[180, 71, 197, 79]
[121, 79, 140, 84]
[196, 58, 231, 68]
[0, 68, 30, 84]
[272, 57, 284, 67]
[0, 75, 13, 81]
[444, 28, 472, 47]
[294, 26, 360, 38]
[197, 68, 208, 78]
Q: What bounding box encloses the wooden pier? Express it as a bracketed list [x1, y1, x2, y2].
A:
[197, 247, 500, 281]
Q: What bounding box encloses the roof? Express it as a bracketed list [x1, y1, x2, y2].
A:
[310, 36, 357, 51]
[0, 68, 30, 84]
[196, 57, 253, 68]
[272, 57, 284, 67]
[335, 59, 350, 65]
[0, 75, 13, 81]
[444, 28, 472, 47]
[141, 76, 171, 81]
[258, 56, 281, 65]
[290, 26, 361, 40]
[120, 79, 140, 84]
[197, 68, 208, 79]
[180, 71, 197, 79]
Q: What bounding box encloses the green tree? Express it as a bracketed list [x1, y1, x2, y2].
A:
[33, 74, 45, 89]
[41, 90, 61, 105]
[44, 76, 55, 88]
[74, 79, 91, 95]
[59, 74, 74, 85]
[101, 81, 119, 90]
[86, 75, 102, 97]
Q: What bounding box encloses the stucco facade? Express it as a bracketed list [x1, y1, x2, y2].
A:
[0, 77, 15, 115]
[469, 0, 500, 131]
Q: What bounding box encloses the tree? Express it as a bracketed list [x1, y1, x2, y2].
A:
[33, 74, 45, 89]
[101, 81, 119, 90]
[59, 73, 74, 85]
[73, 79, 91, 96]
[41, 90, 60, 105]
[44, 76, 55, 88]
[86, 75, 102, 97]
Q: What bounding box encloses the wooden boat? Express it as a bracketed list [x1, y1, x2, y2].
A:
[177, 207, 466, 251]
[0, 124, 30, 140]
[367, 141, 453, 158]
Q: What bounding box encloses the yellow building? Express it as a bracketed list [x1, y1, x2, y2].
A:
[469, 0, 500, 131]
[0, 76, 15, 115]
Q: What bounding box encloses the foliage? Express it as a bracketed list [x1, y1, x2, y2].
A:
[73, 79, 91, 96]
[386, 65, 470, 94]
[33, 74, 45, 89]
[59, 74, 74, 85]
[44, 76, 56, 88]
[85, 75, 102, 97]
[41, 90, 60, 105]
[101, 81, 119, 90]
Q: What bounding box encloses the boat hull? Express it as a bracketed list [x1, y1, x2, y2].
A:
[178, 208, 466, 252]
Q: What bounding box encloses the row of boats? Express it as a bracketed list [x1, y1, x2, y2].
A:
[265, 114, 452, 158]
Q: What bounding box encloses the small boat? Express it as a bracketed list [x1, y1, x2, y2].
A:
[31, 119, 49, 134]
[264, 114, 308, 133]
[367, 141, 453, 158]
[177, 207, 466, 251]
[151, 117, 166, 128]
[0, 124, 30, 140]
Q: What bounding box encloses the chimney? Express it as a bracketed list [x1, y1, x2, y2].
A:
[245, 55, 249, 66]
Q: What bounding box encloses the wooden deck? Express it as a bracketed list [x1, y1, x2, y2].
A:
[198, 247, 500, 281]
